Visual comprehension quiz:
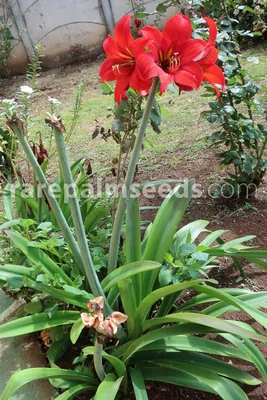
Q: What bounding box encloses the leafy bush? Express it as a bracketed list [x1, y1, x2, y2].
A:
[230, 0, 267, 38]
[160, 219, 256, 284]
[204, 16, 267, 196]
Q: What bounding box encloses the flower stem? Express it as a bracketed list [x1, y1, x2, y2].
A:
[94, 337, 106, 381]
[8, 119, 85, 274]
[108, 78, 159, 274]
[53, 126, 112, 315]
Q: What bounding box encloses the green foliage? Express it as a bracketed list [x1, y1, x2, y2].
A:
[0, 126, 18, 180]
[148, 0, 267, 197]
[0, 5, 14, 71]
[204, 14, 267, 195]
[160, 220, 256, 283]
[66, 81, 86, 140]
[2, 180, 267, 399]
[228, 0, 267, 38]
[1, 25, 267, 399]
[26, 43, 43, 90]
[2, 157, 111, 231]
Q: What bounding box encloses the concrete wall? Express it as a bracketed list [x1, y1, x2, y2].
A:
[1, 0, 176, 74]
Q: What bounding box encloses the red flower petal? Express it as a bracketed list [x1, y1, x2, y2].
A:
[114, 75, 130, 104]
[204, 17, 217, 45]
[139, 25, 163, 43]
[197, 47, 218, 67]
[114, 14, 134, 50]
[135, 53, 159, 80]
[202, 64, 226, 98]
[129, 65, 151, 94]
[163, 14, 192, 45]
[179, 39, 206, 64]
[174, 61, 203, 91]
[99, 59, 116, 81]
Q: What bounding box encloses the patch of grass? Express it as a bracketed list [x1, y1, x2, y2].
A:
[2, 46, 266, 183]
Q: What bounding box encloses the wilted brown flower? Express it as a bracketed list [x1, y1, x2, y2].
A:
[81, 312, 103, 329]
[6, 116, 25, 135]
[45, 115, 65, 131]
[86, 296, 104, 314]
[81, 297, 128, 338]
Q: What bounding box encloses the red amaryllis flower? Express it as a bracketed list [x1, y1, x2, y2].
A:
[136, 14, 205, 95]
[99, 15, 150, 104]
[193, 18, 225, 98]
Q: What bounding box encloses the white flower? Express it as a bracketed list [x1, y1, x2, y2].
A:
[1, 98, 16, 106]
[47, 96, 61, 105]
[20, 85, 34, 95]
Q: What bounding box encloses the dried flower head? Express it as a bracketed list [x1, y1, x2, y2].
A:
[81, 297, 128, 338]
[81, 312, 103, 329]
[86, 296, 104, 314]
[45, 115, 65, 131]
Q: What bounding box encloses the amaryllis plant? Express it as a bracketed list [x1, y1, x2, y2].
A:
[1, 13, 267, 400]
[99, 13, 225, 103]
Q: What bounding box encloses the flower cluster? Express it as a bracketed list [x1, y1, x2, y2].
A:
[99, 14, 225, 104]
[81, 296, 128, 337]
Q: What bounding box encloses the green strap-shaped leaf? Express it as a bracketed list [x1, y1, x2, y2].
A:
[84, 207, 107, 232]
[136, 279, 212, 323]
[0, 368, 97, 400]
[70, 318, 84, 344]
[201, 291, 267, 317]
[126, 197, 141, 264]
[55, 383, 92, 399]
[222, 334, 267, 381]
[94, 373, 123, 400]
[3, 183, 14, 220]
[141, 312, 267, 343]
[83, 346, 126, 377]
[130, 368, 148, 400]
[15, 185, 28, 219]
[120, 324, 223, 363]
[41, 284, 92, 308]
[101, 261, 161, 293]
[131, 351, 260, 386]
[6, 230, 73, 284]
[0, 264, 34, 278]
[0, 311, 80, 339]
[141, 335, 249, 360]
[178, 288, 257, 311]
[140, 363, 248, 400]
[173, 220, 209, 247]
[126, 197, 142, 305]
[141, 180, 194, 297]
[206, 248, 267, 259]
[118, 278, 141, 339]
[141, 365, 214, 394]
[193, 284, 267, 329]
[199, 229, 229, 246]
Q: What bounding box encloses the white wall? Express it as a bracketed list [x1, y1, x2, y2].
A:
[2, 0, 176, 73]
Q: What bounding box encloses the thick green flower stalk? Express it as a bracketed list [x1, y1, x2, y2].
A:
[108, 78, 159, 274]
[50, 116, 112, 314]
[6, 117, 85, 273]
